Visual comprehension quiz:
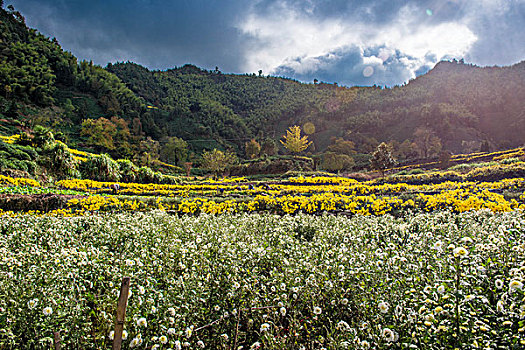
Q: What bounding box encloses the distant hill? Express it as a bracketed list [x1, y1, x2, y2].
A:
[1, 3, 524, 167]
[107, 59, 525, 155]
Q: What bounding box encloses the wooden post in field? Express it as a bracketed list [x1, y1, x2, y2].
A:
[53, 331, 61, 350]
[112, 277, 131, 350]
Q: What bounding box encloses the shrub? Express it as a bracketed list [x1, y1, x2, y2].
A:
[137, 166, 156, 184]
[38, 141, 79, 179]
[117, 159, 138, 183]
[80, 154, 120, 182]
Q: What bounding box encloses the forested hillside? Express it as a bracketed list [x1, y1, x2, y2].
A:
[1, 2, 524, 170]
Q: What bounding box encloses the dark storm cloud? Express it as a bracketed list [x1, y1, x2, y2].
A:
[7, 0, 248, 71]
[465, 0, 525, 66]
[250, 0, 469, 27]
[5, 0, 525, 86]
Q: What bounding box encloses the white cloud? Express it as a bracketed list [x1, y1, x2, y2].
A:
[237, 2, 478, 84]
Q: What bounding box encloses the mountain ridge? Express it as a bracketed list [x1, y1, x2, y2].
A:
[1, 3, 524, 169]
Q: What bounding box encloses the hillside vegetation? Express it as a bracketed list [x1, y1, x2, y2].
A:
[1, 3, 525, 172]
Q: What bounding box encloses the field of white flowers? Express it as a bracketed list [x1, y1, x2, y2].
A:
[1, 210, 524, 349]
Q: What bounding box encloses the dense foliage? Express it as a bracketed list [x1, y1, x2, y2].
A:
[1, 211, 524, 349]
[1, 3, 524, 167]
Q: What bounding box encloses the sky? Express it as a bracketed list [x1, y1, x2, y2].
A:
[6, 0, 525, 87]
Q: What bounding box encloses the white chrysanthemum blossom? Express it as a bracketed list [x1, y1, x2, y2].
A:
[138, 285, 145, 294]
[336, 320, 350, 331]
[313, 306, 322, 315]
[137, 317, 147, 327]
[464, 294, 475, 302]
[378, 301, 389, 313]
[121, 330, 128, 340]
[509, 280, 523, 291]
[167, 328, 176, 335]
[159, 335, 168, 344]
[168, 307, 176, 316]
[437, 285, 446, 294]
[27, 299, 38, 309]
[453, 246, 468, 258]
[495, 279, 504, 289]
[174, 340, 182, 350]
[497, 300, 505, 312]
[197, 340, 205, 348]
[43, 307, 53, 316]
[395, 304, 403, 316]
[129, 337, 142, 348]
[151, 345, 160, 350]
[260, 323, 271, 332]
[185, 325, 194, 338]
[460, 237, 473, 244]
[108, 330, 115, 340]
[382, 328, 398, 342]
[280, 307, 286, 316]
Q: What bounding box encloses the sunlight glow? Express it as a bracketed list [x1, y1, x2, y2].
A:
[363, 66, 374, 77]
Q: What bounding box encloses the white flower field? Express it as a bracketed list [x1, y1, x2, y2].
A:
[0, 210, 524, 349]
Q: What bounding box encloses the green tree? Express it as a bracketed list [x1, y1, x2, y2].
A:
[280, 125, 311, 154]
[370, 142, 397, 176]
[321, 152, 354, 173]
[439, 150, 452, 169]
[397, 139, 419, 160]
[245, 139, 261, 159]
[480, 140, 490, 153]
[261, 138, 277, 156]
[80, 118, 117, 151]
[160, 136, 188, 166]
[414, 127, 442, 158]
[32, 125, 55, 148]
[135, 137, 160, 167]
[201, 149, 238, 177]
[326, 137, 355, 156]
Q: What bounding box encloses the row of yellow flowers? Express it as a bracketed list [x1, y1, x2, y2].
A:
[1, 187, 518, 217]
[391, 147, 524, 171]
[0, 175, 40, 187]
[493, 149, 525, 161]
[54, 175, 525, 198]
[2, 170, 525, 200]
[79, 189, 523, 215]
[0, 134, 19, 144]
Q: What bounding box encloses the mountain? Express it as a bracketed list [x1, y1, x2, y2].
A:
[107, 59, 525, 155]
[1, 3, 524, 167]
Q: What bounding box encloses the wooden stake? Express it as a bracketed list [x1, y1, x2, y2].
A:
[53, 331, 61, 350]
[233, 309, 241, 350]
[112, 277, 131, 350]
